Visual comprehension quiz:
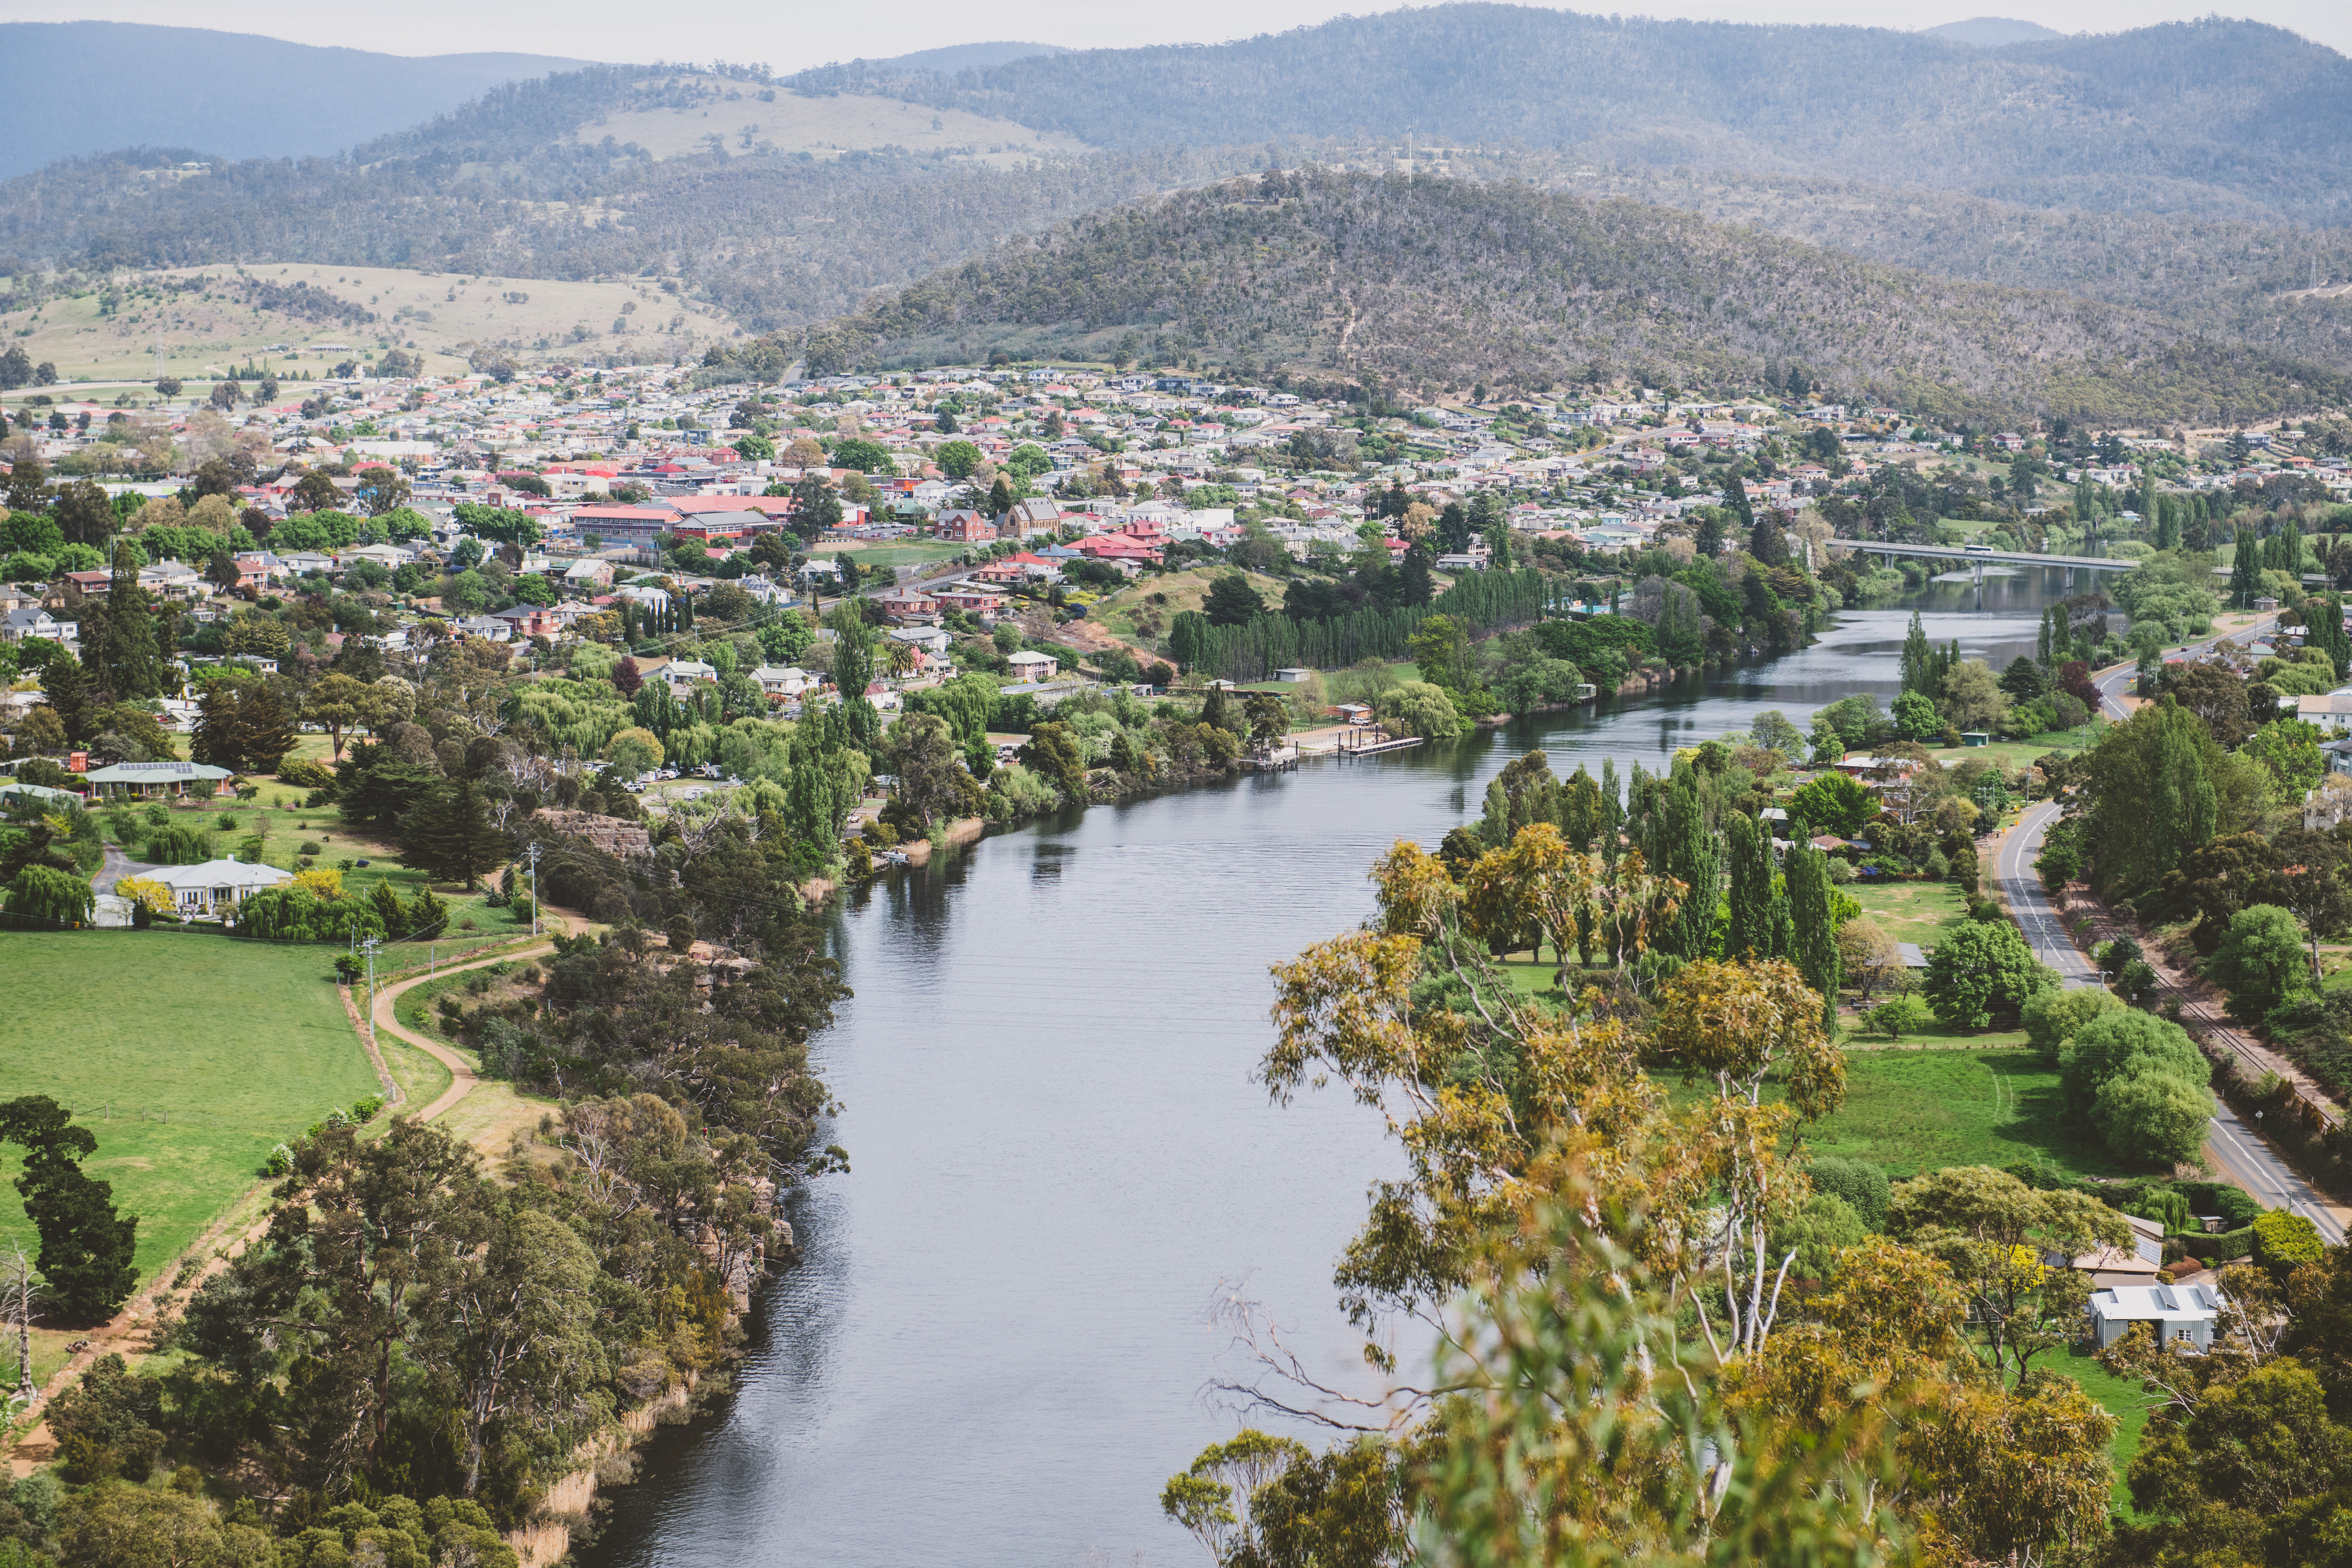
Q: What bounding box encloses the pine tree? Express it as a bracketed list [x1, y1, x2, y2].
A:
[2230, 526, 2262, 607]
[239, 685, 296, 773]
[191, 685, 245, 771]
[0, 1096, 138, 1324]
[400, 779, 510, 888]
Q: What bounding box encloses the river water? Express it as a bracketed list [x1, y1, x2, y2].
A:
[580, 575, 2072, 1568]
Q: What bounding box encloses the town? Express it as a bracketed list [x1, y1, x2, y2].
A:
[10, 6, 2352, 1567]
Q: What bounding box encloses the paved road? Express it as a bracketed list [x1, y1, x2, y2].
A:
[2091, 614, 2278, 720]
[1993, 802, 2098, 990]
[2061, 614, 2347, 1242]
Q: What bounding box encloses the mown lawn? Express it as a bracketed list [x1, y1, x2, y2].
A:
[1849, 880, 1970, 950]
[2045, 1345, 2160, 1515]
[1784, 1046, 2133, 1182]
[0, 930, 383, 1284]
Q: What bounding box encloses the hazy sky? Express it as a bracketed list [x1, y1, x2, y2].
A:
[8, 0, 2349, 66]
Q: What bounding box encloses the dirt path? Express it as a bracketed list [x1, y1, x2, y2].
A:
[371, 944, 554, 1121]
[8, 942, 554, 1473]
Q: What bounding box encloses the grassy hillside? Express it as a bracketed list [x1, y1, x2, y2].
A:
[0, 930, 383, 1282]
[0, 261, 739, 383]
[796, 169, 2352, 426]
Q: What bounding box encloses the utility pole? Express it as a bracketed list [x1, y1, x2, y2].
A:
[359, 937, 381, 1053]
[527, 843, 542, 939]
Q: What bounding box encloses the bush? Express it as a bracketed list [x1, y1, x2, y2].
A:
[1766, 1191, 1867, 1283]
[277, 756, 336, 789]
[1805, 1156, 1891, 1232]
[2252, 1209, 2325, 1281]
[144, 823, 215, 866]
[1868, 994, 1928, 1039]
[509, 896, 535, 925]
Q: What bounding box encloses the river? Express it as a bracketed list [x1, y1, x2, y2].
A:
[580, 574, 2075, 1568]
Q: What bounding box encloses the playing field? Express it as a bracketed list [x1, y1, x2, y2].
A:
[0, 930, 383, 1283]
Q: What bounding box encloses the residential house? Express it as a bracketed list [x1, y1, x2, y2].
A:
[997, 498, 1064, 539]
[563, 558, 616, 592]
[2, 606, 71, 643]
[148, 854, 295, 916]
[2300, 692, 2352, 733]
[1005, 650, 1059, 682]
[751, 665, 821, 702]
[63, 570, 112, 598]
[494, 604, 564, 640]
[934, 587, 1008, 619]
[871, 586, 941, 623]
[569, 503, 684, 546]
[888, 626, 953, 659]
[2087, 1281, 2227, 1352]
[83, 760, 235, 798]
[138, 561, 205, 600]
[2067, 1211, 2167, 1288]
[663, 659, 717, 693]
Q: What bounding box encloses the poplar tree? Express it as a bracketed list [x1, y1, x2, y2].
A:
[2035, 607, 2053, 669]
[1724, 811, 1785, 962]
[1784, 842, 1842, 1029]
[1652, 770, 1721, 960]
[1899, 611, 1933, 695]
[2229, 526, 2262, 607]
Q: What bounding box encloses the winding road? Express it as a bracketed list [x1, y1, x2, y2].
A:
[1999, 612, 2344, 1244]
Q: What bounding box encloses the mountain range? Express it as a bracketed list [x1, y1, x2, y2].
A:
[5, 7, 2352, 425]
[0, 23, 585, 181]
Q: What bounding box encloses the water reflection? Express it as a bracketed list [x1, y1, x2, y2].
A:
[580, 584, 2072, 1568]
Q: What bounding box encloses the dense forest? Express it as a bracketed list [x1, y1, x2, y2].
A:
[794, 6, 2352, 224]
[790, 169, 2352, 425]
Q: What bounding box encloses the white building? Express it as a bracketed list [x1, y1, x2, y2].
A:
[2087, 1281, 2228, 1353]
[147, 854, 294, 916]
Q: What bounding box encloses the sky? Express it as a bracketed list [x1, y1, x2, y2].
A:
[3, 0, 2348, 65]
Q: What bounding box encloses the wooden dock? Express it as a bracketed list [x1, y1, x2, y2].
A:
[1335, 734, 1426, 760]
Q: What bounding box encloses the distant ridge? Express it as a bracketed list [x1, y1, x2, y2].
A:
[0, 22, 586, 179]
[1919, 17, 2069, 47]
[861, 42, 1072, 74]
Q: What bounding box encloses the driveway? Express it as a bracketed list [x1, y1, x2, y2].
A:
[95, 839, 164, 895]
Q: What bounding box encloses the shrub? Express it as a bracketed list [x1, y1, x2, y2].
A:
[1805, 1156, 1891, 1232]
[2252, 1209, 2325, 1281]
[261, 1143, 294, 1177]
[1868, 994, 1928, 1039]
[277, 756, 336, 789]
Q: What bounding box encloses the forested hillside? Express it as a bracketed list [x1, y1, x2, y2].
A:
[0, 138, 1255, 333]
[804, 6, 2352, 223]
[794, 169, 2351, 426]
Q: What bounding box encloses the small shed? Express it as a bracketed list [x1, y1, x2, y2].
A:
[1959, 731, 1991, 748]
[2254, 596, 2281, 612]
[1273, 667, 1312, 683]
